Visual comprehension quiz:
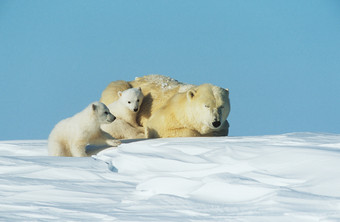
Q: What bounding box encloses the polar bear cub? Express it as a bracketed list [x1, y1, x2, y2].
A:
[48, 102, 121, 157]
[101, 87, 145, 139]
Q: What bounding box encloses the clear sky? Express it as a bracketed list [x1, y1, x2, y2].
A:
[1, 0, 340, 140]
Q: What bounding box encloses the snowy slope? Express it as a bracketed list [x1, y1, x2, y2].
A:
[1, 133, 340, 221]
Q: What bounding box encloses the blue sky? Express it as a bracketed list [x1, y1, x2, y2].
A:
[1, 0, 340, 140]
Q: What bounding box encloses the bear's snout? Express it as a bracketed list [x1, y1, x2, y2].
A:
[133, 108, 138, 112]
[212, 121, 221, 128]
[108, 115, 116, 123]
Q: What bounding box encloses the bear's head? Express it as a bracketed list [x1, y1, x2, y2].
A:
[118, 87, 144, 113]
[186, 84, 230, 134]
[92, 102, 116, 124]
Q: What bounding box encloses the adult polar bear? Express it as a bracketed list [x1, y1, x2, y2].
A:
[146, 83, 230, 138]
[100, 74, 230, 137]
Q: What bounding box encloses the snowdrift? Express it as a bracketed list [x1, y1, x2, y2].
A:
[1, 133, 340, 221]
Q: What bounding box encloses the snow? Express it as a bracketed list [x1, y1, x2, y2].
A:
[1, 133, 340, 221]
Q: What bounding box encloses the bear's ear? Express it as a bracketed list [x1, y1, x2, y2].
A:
[187, 89, 196, 100]
[92, 104, 97, 111]
[137, 87, 142, 92]
[118, 91, 123, 97]
[225, 88, 229, 95]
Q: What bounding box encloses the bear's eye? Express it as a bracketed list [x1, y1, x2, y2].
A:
[205, 105, 210, 108]
[137, 99, 139, 102]
[104, 111, 109, 115]
[128, 101, 131, 104]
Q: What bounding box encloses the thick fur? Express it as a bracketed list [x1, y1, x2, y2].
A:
[100, 75, 195, 127]
[48, 102, 121, 157]
[145, 84, 230, 138]
[100, 74, 230, 137]
[101, 88, 145, 139]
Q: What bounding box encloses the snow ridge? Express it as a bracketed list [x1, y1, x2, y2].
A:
[1, 133, 340, 221]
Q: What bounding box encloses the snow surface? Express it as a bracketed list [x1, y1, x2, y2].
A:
[1, 133, 340, 221]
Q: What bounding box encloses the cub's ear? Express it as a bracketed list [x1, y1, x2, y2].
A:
[187, 89, 196, 100]
[118, 91, 123, 97]
[225, 88, 229, 95]
[92, 104, 97, 111]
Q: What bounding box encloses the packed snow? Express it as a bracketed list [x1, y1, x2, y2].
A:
[1, 133, 340, 221]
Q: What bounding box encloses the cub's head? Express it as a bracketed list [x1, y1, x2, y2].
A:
[186, 84, 230, 133]
[91, 102, 116, 124]
[117, 87, 144, 113]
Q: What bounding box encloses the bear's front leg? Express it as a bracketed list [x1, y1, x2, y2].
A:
[103, 130, 121, 147]
[106, 139, 121, 147]
[166, 128, 201, 138]
[70, 142, 88, 157]
[92, 130, 121, 147]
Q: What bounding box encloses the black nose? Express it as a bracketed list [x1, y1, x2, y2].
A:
[212, 121, 221, 128]
[110, 115, 116, 122]
[134, 108, 138, 112]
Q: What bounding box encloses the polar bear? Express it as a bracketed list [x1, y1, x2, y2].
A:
[101, 88, 145, 139]
[100, 75, 195, 127]
[48, 102, 121, 157]
[100, 74, 230, 137]
[145, 84, 230, 138]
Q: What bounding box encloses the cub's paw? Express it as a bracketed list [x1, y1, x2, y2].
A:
[107, 139, 121, 147]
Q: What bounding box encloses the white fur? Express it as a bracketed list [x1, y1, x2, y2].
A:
[48, 102, 121, 157]
[145, 84, 230, 138]
[101, 88, 145, 139]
